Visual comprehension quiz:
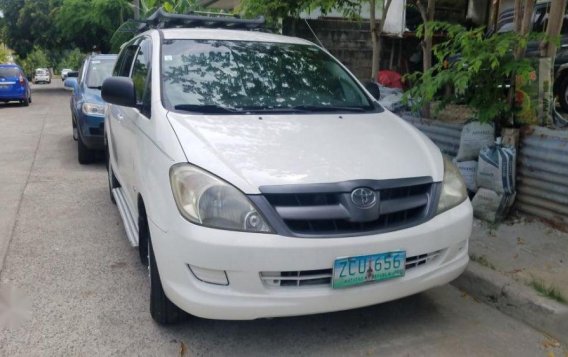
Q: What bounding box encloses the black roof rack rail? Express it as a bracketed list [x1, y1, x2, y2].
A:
[136, 7, 265, 33]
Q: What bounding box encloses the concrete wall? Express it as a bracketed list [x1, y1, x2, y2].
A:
[283, 18, 375, 80]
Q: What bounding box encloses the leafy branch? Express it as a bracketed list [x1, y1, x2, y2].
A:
[403, 21, 543, 124]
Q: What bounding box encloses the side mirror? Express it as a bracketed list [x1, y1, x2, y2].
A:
[64, 77, 78, 91]
[102, 77, 136, 108]
[363, 80, 381, 100]
[67, 71, 79, 78]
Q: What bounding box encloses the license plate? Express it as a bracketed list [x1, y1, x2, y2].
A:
[332, 251, 406, 289]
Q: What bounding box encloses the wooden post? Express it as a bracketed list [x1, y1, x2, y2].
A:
[417, 0, 436, 118]
[543, 0, 568, 59]
[370, 0, 393, 79]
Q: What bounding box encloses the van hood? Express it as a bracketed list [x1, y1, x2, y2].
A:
[167, 111, 443, 194]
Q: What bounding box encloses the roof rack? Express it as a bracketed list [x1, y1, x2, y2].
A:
[136, 7, 265, 33]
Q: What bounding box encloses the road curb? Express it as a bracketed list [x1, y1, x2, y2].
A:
[452, 262, 568, 346]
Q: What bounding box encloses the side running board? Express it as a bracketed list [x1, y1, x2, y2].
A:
[112, 187, 139, 247]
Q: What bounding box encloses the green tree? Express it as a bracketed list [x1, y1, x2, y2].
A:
[0, 0, 62, 58]
[56, 0, 133, 53]
[110, 0, 210, 53]
[58, 48, 85, 71]
[17, 46, 50, 76]
[0, 46, 11, 63]
[403, 22, 539, 124]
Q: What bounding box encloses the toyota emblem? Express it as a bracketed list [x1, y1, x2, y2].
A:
[350, 188, 377, 209]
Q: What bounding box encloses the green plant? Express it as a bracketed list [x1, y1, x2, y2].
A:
[58, 48, 85, 71]
[0, 46, 11, 63]
[470, 254, 496, 270]
[109, 0, 211, 53]
[528, 278, 567, 304]
[17, 46, 50, 76]
[403, 22, 542, 124]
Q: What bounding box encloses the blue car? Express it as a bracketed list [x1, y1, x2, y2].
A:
[0, 64, 32, 106]
[65, 54, 117, 164]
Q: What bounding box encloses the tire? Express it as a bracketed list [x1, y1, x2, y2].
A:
[77, 134, 95, 165]
[558, 75, 568, 113]
[106, 143, 119, 205]
[148, 221, 188, 325]
[72, 120, 78, 141]
[21, 96, 29, 107]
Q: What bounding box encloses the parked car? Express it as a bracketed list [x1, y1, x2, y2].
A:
[102, 12, 472, 325]
[33, 68, 51, 84]
[0, 64, 32, 106]
[495, 1, 568, 111]
[61, 68, 73, 81]
[64, 54, 117, 164]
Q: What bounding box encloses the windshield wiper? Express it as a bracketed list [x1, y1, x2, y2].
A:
[174, 104, 237, 114]
[235, 106, 309, 114]
[292, 105, 367, 113]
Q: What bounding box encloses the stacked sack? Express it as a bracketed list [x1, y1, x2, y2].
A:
[452, 121, 517, 223]
[471, 138, 517, 223]
[453, 121, 495, 193]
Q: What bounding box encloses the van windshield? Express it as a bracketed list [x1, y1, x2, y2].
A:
[161, 39, 377, 114]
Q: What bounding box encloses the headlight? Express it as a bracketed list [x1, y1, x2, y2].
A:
[170, 164, 272, 233]
[436, 155, 468, 214]
[82, 102, 105, 116]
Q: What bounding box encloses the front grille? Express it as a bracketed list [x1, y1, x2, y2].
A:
[260, 250, 443, 288]
[89, 123, 104, 136]
[258, 179, 437, 237]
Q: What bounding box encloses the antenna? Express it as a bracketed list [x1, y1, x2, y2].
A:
[304, 18, 327, 50]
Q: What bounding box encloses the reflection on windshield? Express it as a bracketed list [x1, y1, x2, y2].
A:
[86, 59, 116, 88]
[161, 40, 375, 113]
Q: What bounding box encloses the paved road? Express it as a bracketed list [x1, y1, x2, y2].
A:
[0, 83, 566, 356]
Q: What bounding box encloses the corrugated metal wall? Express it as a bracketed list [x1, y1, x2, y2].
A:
[400, 113, 463, 157]
[516, 126, 568, 228]
[401, 113, 568, 228]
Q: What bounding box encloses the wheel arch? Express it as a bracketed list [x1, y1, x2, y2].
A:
[554, 68, 568, 95]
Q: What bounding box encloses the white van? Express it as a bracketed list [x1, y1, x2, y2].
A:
[102, 13, 472, 325]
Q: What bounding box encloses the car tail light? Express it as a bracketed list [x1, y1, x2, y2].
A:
[19, 74, 25, 85]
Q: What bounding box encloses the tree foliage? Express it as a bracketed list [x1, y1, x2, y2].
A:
[16, 46, 50, 76]
[238, 0, 362, 23]
[0, 46, 11, 63]
[56, 0, 133, 53]
[0, 0, 62, 58]
[58, 48, 85, 71]
[110, 0, 210, 53]
[403, 22, 540, 124]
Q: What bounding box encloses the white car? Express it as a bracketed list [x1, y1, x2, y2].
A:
[102, 22, 472, 325]
[61, 68, 73, 81]
[33, 68, 51, 84]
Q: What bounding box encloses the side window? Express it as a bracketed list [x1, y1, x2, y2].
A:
[77, 61, 86, 84]
[131, 38, 152, 115]
[115, 45, 139, 77]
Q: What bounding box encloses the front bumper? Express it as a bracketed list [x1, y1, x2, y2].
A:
[78, 114, 105, 150]
[150, 199, 472, 320]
